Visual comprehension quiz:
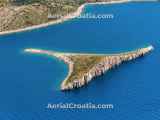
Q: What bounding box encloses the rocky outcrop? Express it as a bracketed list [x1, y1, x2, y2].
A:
[60, 46, 154, 91]
[24, 45, 154, 91]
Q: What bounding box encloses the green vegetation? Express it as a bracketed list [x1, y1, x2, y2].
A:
[24, 46, 153, 90]
[0, 0, 85, 31]
[0, 0, 10, 7]
[0, 0, 113, 32]
[67, 55, 103, 83]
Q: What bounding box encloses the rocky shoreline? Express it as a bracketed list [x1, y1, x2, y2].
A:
[61, 46, 154, 90]
[24, 45, 154, 91]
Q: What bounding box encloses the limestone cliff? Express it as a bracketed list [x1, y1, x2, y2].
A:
[24, 45, 154, 91]
[60, 46, 154, 90]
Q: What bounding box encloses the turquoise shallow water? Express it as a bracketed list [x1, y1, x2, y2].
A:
[0, 2, 160, 120]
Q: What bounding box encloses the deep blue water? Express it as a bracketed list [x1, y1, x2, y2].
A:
[0, 2, 160, 120]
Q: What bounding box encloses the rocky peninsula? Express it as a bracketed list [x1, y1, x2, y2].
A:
[24, 45, 154, 91]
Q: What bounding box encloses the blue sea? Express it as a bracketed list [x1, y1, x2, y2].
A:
[0, 1, 160, 120]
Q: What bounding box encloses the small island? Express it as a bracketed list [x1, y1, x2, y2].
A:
[24, 45, 153, 91]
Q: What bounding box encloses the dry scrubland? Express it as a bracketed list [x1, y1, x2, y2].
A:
[0, 0, 121, 32]
[24, 46, 154, 90]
